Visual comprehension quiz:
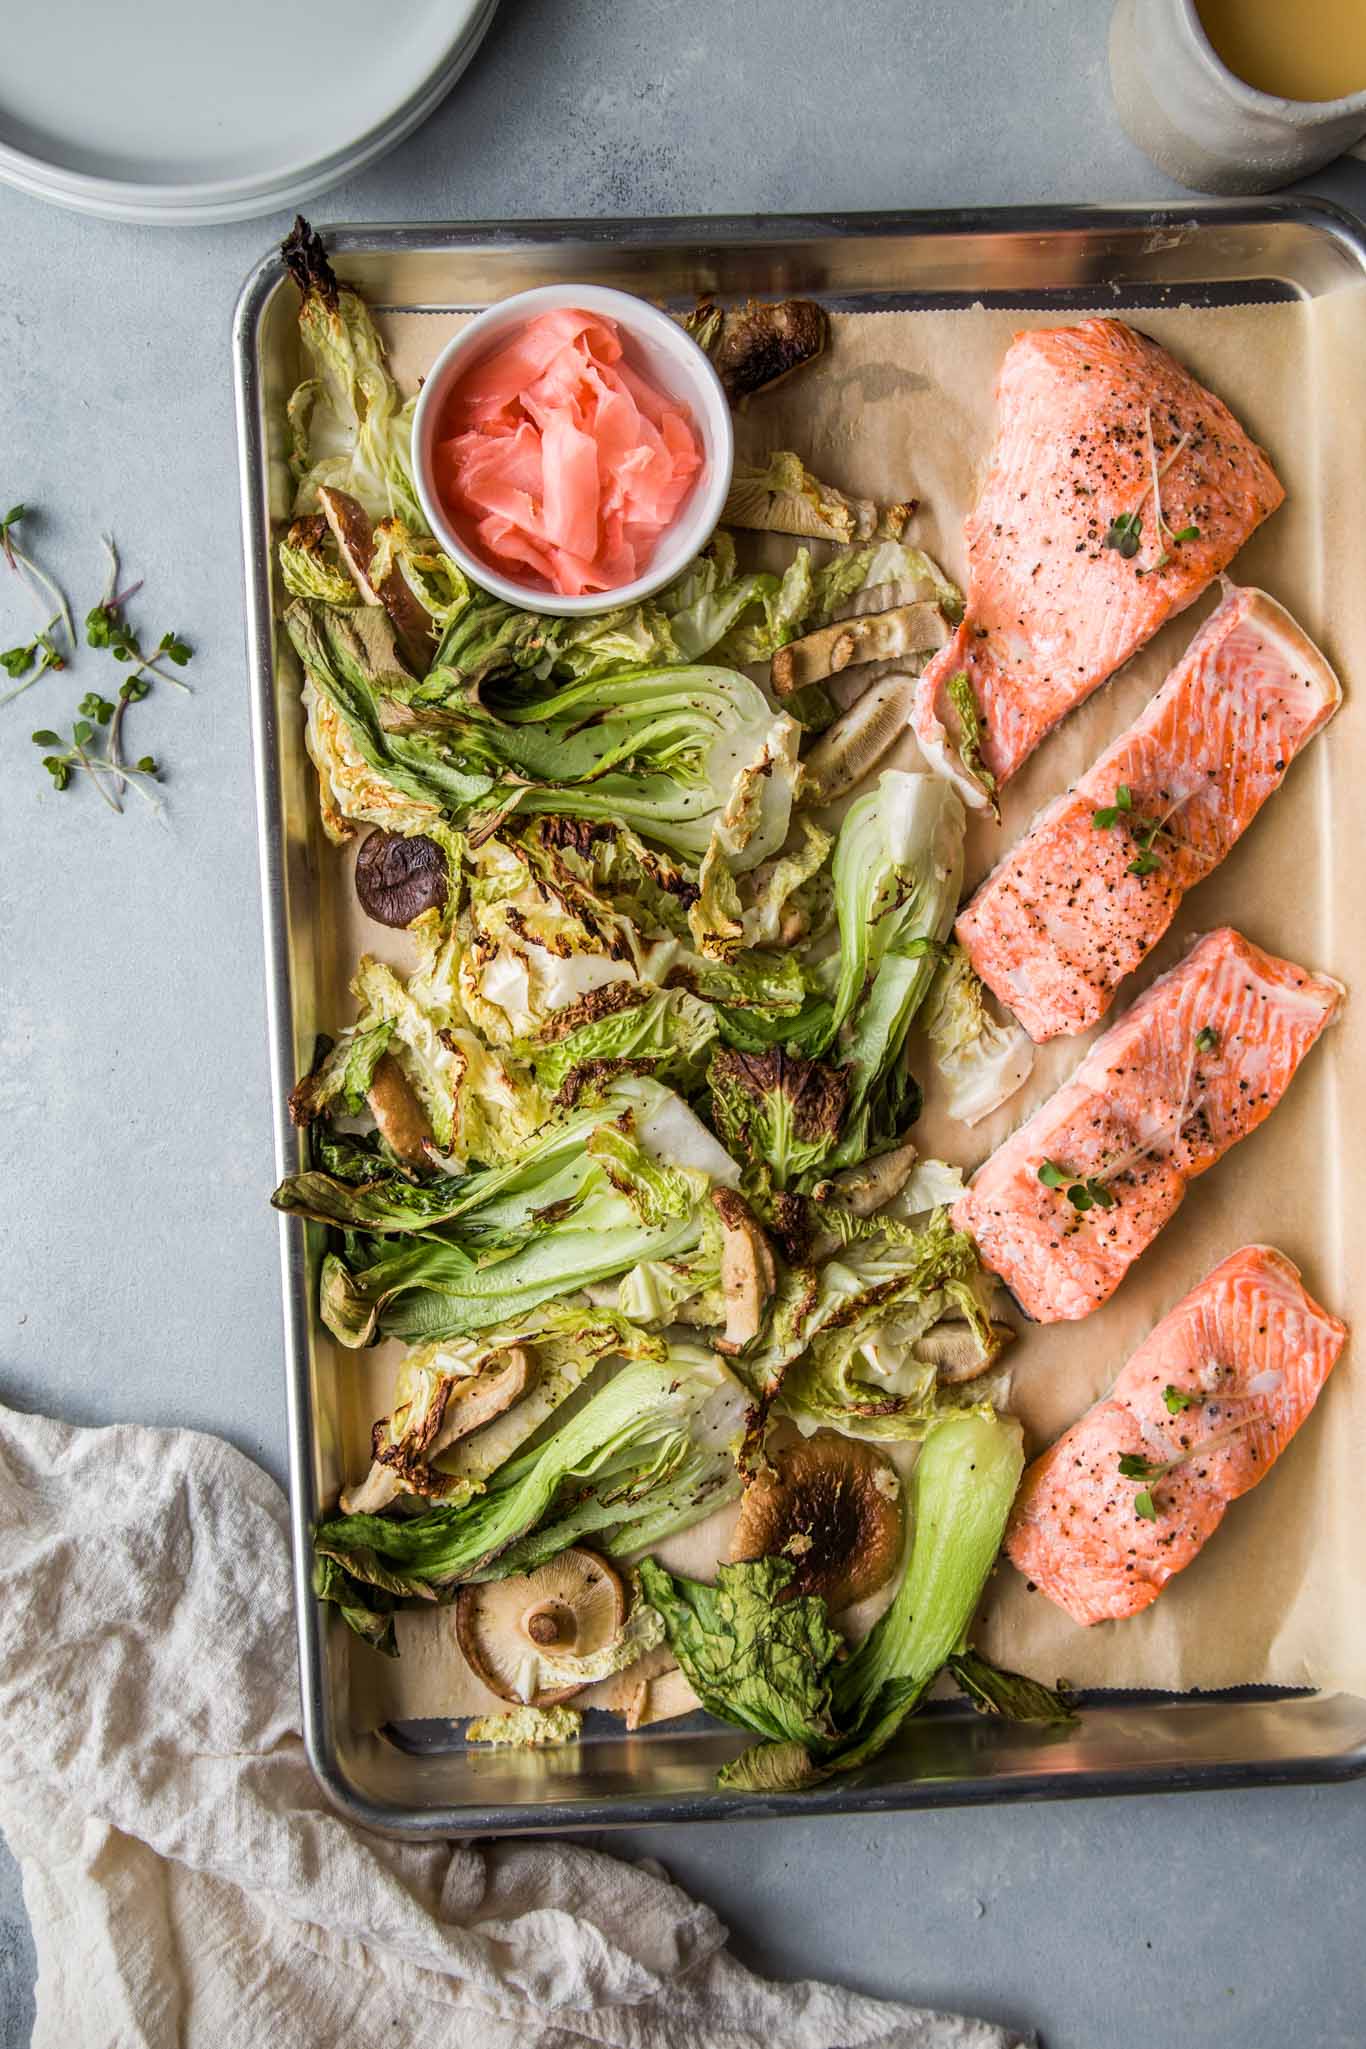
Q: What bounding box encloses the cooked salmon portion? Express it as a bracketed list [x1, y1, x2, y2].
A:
[1005, 1245, 1347, 1625]
[956, 586, 1342, 1040]
[913, 319, 1285, 808]
[953, 928, 1343, 1322]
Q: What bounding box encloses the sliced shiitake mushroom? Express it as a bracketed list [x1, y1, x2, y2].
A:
[354, 827, 448, 928]
[366, 1054, 433, 1168]
[710, 1188, 778, 1355]
[814, 1135, 920, 1218]
[913, 1317, 1016, 1386]
[729, 1432, 903, 1612]
[341, 1348, 534, 1514]
[317, 485, 435, 673]
[456, 1549, 626, 1706]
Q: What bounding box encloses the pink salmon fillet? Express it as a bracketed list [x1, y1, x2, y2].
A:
[956, 585, 1341, 1041]
[1005, 1244, 1346, 1625]
[952, 927, 1342, 1322]
[913, 319, 1285, 808]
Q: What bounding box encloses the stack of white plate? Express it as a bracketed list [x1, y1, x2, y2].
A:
[0, 0, 498, 226]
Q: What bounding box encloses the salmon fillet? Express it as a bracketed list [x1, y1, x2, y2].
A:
[913, 319, 1285, 808]
[956, 586, 1341, 1041]
[1005, 1245, 1347, 1625]
[953, 928, 1343, 1322]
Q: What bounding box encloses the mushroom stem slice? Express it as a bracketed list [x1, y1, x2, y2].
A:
[626, 1663, 703, 1730]
[797, 669, 924, 808]
[456, 1549, 626, 1707]
[770, 603, 949, 697]
[710, 1188, 779, 1356]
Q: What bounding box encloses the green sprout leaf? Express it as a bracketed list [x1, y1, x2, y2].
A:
[1163, 1385, 1198, 1414]
[1037, 1159, 1071, 1190]
[1133, 1489, 1158, 1522]
[1105, 511, 1143, 559]
[1195, 1025, 1219, 1054]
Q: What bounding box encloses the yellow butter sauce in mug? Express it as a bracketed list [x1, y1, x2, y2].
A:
[1196, 0, 1366, 102]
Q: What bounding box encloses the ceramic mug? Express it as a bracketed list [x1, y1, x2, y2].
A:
[1110, 0, 1366, 193]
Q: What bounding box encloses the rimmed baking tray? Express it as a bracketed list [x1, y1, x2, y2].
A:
[234, 203, 1366, 1836]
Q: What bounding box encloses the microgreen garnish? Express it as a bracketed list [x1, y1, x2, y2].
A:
[1116, 1415, 1257, 1519]
[1091, 784, 1133, 829]
[0, 504, 74, 705]
[1117, 1454, 1166, 1479]
[946, 669, 1000, 820]
[1091, 781, 1195, 878]
[1037, 1159, 1116, 1212]
[1163, 1385, 1199, 1414]
[8, 512, 196, 814]
[31, 719, 162, 815]
[1106, 412, 1197, 577]
[85, 538, 193, 692]
[1195, 1025, 1219, 1054]
[1105, 511, 1143, 559]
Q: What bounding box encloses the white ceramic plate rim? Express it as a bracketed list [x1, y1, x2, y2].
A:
[0, 0, 496, 225]
[411, 283, 735, 619]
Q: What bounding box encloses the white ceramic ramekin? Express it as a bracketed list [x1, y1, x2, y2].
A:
[411, 284, 734, 619]
[1110, 0, 1366, 194]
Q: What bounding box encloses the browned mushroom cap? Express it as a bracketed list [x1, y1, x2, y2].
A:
[729, 1433, 903, 1612]
[354, 828, 448, 928]
[456, 1550, 626, 1706]
[687, 298, 830, 403]
[366, 1054, 434, 1167]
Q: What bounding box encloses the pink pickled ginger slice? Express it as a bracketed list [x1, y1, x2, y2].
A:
[437, 309, 702, 597]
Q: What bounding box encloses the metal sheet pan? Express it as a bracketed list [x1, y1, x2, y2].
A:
[233, 202, 1366, 1836]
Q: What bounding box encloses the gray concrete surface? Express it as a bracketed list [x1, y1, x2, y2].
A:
[2, 2, 1365, 2042]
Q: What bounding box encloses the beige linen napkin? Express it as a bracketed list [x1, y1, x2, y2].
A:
[0, 1402, 1027, 2049]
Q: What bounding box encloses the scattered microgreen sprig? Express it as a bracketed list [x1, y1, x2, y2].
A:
[4, 510, 194, 817]
[1090, 782, 1180, 878]
[1195, 1025, 1219, 1055]
[1116, 1413, 1257, 1521]
[31, 697, 161, 817]
[1103, 410, 1200, 578]
[84, 535, 193, 692]
[1037, 1158, 1117, 1213]
[0, 505, 75, 705]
